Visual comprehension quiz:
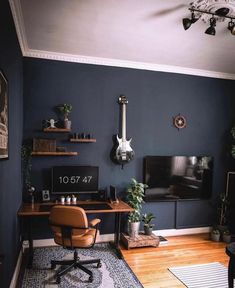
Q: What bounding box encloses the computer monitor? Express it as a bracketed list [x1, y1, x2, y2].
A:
[51, 166, 99, 195]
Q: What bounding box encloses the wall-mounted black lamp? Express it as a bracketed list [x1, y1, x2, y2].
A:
[205, 17, 216, 35]
[183, 7, 235, 36]
[183, 11, 199, 30]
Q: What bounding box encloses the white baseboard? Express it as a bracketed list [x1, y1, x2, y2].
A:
[22, 233, 114, 249]
[153, 226, 211, 237]
[9, 249, 23, 288]
[22, 227, 210, 249]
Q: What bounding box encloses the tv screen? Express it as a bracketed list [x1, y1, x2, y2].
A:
[51, 166, 99, 194]
[144, 156, 213, 201]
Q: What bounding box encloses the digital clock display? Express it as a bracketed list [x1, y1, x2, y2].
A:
[52, 166, 99, 194]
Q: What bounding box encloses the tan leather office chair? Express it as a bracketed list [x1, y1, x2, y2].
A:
[49, 205, 101, 284]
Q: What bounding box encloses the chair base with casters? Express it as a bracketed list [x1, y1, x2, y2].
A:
[51, 250, 101, 284]
[49, 205, 102, 284]
[226, 242, 235, 288]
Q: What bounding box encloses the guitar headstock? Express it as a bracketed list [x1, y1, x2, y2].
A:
[118, 95, 128, 105]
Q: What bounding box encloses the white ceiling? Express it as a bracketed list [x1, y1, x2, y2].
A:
[9, 0, 235, 79]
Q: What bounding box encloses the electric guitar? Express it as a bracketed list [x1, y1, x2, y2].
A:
[112, 95, 134, 166]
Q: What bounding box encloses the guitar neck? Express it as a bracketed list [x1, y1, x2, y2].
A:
[122, 104, 127, 141]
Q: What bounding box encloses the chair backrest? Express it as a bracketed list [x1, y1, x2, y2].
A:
[49, 205, 89, 237]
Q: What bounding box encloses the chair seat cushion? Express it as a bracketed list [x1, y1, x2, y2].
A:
[54, 228, 99, 248]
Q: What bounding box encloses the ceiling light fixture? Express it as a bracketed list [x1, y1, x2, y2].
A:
[183, 6, 235, 36]
[205, 16, 216, 35]
[183, 11, 199, 30]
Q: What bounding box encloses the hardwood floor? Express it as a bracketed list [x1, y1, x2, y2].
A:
[120, 233, 229, 288]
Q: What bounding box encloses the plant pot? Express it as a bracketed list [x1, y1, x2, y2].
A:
[144, 226, 153, 235]
[128, 222, 140, 239]
[217, 225, 228, 235]
[64, 119, 71, 130]
[223, 234, 231, 243]
[211, 233, 220, 242]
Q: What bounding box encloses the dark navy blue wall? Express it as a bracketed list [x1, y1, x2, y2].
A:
[0, 1, 23, 287]
[23, 58, 235, 236]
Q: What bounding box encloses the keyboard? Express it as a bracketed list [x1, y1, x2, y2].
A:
[39, 203, 112, 212]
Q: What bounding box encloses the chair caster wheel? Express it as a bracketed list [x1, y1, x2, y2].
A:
[56, 276, 61, 284]
[97, 261, 102, 268]
[89, 276, 93, 283]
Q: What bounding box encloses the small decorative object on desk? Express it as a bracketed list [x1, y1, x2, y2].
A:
[60, 196, 65, 204]
[72, 194, 77, 204]
[28, 186, 36, 204]
[66, 195, 71, 204]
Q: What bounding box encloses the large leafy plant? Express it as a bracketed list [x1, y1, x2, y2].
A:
[127, 178, 147, 223]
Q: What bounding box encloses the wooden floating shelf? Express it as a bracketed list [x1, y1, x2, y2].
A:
[43, 128, 71, 133]
[31, 151, 78, 156]
[69, 138, 96, 143]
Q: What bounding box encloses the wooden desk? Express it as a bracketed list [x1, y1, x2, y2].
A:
[18, 200, 133, 267]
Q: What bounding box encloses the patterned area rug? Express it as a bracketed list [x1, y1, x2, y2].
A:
[22, 243, 143, 288]
[169, 262, 230, 288]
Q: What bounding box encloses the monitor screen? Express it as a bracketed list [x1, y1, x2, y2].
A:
[144, 156, 213, 200]
[51, 166, 99, 194]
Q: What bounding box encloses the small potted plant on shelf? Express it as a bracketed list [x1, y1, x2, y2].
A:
[223, 229, 231, 243]
[126, 178, 147, 239]
[57, 103, 72, 129]
[142, 213, 155, 235]
[211, 228, 220, 242]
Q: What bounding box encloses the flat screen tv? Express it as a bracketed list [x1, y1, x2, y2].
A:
[143, 156, 213, 201]
[51, 166, 99, 195]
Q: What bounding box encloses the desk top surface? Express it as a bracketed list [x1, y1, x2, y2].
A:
[18, 200, 133, 216]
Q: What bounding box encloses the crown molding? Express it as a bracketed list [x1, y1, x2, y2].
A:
[9, 0, 28, 55]
[9, 0, 235, 80]
[24, 48, 235, 80]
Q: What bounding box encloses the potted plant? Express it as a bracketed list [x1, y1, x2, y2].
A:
[223, 229, 231, 243]
[142, 213, 155, 235]
[126, 178, 147, 239]
[57, 103, 72, 129]
[217, 192, 230, 234]
[211, 228, 220, 242]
